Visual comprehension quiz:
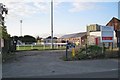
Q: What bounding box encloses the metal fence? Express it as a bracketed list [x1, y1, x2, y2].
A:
[16, 43, 67, 50]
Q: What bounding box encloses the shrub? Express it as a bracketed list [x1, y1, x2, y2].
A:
[76, 52, 88, 60]
[75, 45, 104, 60]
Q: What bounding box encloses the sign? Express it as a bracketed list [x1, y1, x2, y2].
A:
[102, 37, 113, 40]
[101, 26, 114, 43]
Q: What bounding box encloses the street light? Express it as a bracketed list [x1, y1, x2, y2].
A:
[51, 0, 54, 49]
[20, 20, 22, 36]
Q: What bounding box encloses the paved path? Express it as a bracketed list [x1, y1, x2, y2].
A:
[2, 50, 119, 78]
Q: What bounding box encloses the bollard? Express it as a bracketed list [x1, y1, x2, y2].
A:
[66, 41, 69, 60]
[72, 48, 75, 57]
[66, 44, 68, 60]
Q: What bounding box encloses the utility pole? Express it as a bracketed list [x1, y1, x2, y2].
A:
[51, 0, 54, 49]
[20, 20, 22, 36]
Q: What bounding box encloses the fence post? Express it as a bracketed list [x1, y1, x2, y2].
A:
[44, 44, 45, 49]
[57, 44, 58, 49]
[66, 45, 68, 60]
[31, 44, 33, 49]
[18, 45, 19, 50]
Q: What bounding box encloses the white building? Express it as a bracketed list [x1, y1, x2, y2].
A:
[87, 25, 117, 47]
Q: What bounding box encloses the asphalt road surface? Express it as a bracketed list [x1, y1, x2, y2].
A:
[2, 50, 119, 78]
[36, 70, 118, 78]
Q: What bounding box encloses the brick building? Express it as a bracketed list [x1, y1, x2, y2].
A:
[61, 32, 87, 46]
[106, 17, 120, 47]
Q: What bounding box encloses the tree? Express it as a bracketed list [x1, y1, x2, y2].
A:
[18, 36, 23, 42]
[36, 36, 42, 40]
[46, 36, 57, 39]
[1, 26, 10, 39]
[0, 3, 9, 39]
[19, 35, 37, 44]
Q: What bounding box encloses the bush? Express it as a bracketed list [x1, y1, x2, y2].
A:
[75, 45, 104, 60]
[76, 52, 88, 60]
[87, 45, 102, 54]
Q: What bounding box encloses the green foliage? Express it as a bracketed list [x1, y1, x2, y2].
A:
[22, 35, 36, 44]
[0, 26, 2, 38]
[0, 25, 10, 39]
[75, 52, 88, 60]
[12, 35, 37, 44]
[75, 45, 104, 60]
[87, 45, 102, 54]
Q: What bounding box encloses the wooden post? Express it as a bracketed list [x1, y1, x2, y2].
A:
[102, 43, 105, 54]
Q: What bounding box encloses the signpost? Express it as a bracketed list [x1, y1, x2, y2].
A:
[101, 26, 114, 43]
[101, 26, 114, 54]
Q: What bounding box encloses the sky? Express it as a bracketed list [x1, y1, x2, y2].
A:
[1, 0, 119, 38]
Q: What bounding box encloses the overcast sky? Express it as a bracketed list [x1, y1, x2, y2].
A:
[1, 0, 119, 38]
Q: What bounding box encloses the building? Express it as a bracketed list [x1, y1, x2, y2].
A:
[87, 24, 101, 32]
[87, 18, 119, 47]
[106, 17, 120, 47]
[61, 32, 87, 46]
[106, 17, 120, 32]
[44, 36, 58, 43]
[87, 24, 101, 46]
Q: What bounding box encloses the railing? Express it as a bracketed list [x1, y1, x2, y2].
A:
[16, 43, 67, 51]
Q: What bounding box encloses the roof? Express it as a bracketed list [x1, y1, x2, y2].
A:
[61, 32, 87, 38]
[106, 17, 120, 26]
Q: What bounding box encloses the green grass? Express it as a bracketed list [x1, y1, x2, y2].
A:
[17, 45, 66, 51]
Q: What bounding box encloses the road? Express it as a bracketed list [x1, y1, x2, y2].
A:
[2, 50, 119, 78]
[36, 70, 118, 78]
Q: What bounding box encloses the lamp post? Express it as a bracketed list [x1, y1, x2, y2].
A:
[20, 20, 22, 36]
[51, 0, 54, 49]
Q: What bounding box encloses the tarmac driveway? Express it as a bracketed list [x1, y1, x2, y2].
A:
[2, 50, 119, 78]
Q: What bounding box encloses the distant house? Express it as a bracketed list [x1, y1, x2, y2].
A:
[61, 32, 87, 46]
[44, 36, 58, 43]
[106, 17, 120, 32]
[106, 17, 120, 46]
[106, 17, 120, 38]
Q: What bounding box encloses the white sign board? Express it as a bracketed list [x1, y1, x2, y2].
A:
[101, 26, 114, 43]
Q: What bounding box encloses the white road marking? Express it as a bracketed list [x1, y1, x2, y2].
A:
[111, 69, 118, 71]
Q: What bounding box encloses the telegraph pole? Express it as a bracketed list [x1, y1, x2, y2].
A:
[51, 0, 54, 49]
[20, 20, 22, 36]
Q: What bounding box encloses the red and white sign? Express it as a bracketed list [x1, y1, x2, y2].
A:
[102, 37, 113, 40]
[101, 26, 114, 43]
